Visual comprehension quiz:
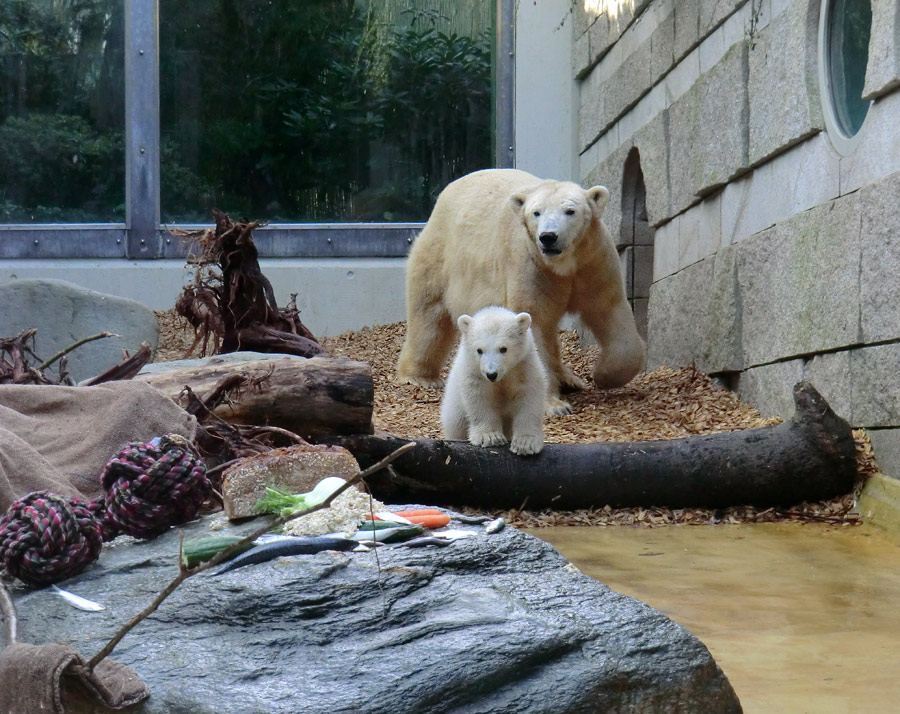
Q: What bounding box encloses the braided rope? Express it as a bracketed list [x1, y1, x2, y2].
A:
[0, 434, 210, 586]
[0, 492, 103, 587]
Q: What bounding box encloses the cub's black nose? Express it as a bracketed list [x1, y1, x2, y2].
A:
[485, 371, 498, 382]
[539, 232, 558, 246]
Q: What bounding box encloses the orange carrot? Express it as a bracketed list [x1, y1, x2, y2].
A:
[373, 510, 451, 529]
[392, 509, 444, 517]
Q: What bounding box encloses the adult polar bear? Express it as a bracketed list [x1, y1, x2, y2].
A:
[396, 168, 645, 414]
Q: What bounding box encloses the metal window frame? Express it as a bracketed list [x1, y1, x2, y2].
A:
[0, 0, 514, 261]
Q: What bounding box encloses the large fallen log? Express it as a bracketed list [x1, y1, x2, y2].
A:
[325, 382, 858, 510]
[136, 357, 374, 439]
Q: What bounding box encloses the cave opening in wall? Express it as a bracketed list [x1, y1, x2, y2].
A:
[620, 147, 653, 342]
[819, 0, 872, 152]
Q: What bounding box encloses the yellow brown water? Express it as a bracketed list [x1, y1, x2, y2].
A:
[532, 523, 900, 714]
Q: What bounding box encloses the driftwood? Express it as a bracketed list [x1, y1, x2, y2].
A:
[81, 342, 152, 386]
[136, 357, 374, 440]
[173, 210, 321, 358]
[325, 382, 858, 510]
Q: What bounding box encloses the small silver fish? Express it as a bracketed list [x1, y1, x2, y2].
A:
[485, 517, 506, 534]
[51, 584, 106, 612]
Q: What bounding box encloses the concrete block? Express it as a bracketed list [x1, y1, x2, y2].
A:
[840, 90, 900, 196]
[633, 297, 649, 342]
[699, 25, 726, 74]
[665, 48, 701, 104]
[720, 163, 773, 245]
[647, 258, 714, 369]
[673, 0, 700, 61]
[678, 205, 701, 269]
[863, 0, 900, 100]
[599, 34, 654, 133]
[736, 194, 862, 366]
[700, 244, 742, 372]
[748, 1, 822, 166]
[588, 12, 615, 64]
[803, 350, 853, 424]
[650, 8, 676, 84]
[697, 191, 723, 259]
[618, 82, 666, 145]
[652, 217, 680, 281]
[668, 40, 750, 216]
[859, 170, 900, 342]
[632, 113, 671, 225]
[633, 244, 654, 298]
[574, 29, 592, 78]
[699, 0, 745, 38]
[851, 343, 900, 427]
[608, 3, 635, 40]
[578, 68, 606, 151]
[575, 2, 599, 40]
[736, 359, 806, 419]
[865, 431, 900, 479]
[0, 278, 159, 383]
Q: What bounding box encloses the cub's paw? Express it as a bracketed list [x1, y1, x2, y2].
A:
[546, 397, 573, 416]
[558, 367, 588, 393]
[470, 431, 508, 448]
[510, 433, 544, 456]
[396, 374, 445, 390]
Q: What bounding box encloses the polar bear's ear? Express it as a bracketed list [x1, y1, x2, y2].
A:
[515, 312, 532, 332]
[587, 185, 610, 216]
[509, 191, 528, 213]
[457, 315, 473, 334]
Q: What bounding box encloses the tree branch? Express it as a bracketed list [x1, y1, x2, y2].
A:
[37, 332, 120, 372]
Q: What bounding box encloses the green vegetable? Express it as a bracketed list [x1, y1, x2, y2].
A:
[254, 477, 347, 516]
[181, 535, 256, 568]
[357, 519, 408, 531]
[353, 524, 424, 543]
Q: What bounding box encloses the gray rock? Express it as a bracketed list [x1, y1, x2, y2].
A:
[583, 139, 635, 245]
[699, 0, 743, 38]
[863, 0, 900, 100]
[599, 34, 654, 133]
[804, 351, 853, 424]
[650, 8, 676, 85]
[647, 258, 714, 369]
[10, 514, 742, 714]
[0, 279, 158, 383]
[632, 112, 671, 225]
[701, 245, 742, 373]
[865, 428, 900, 478]
[747, 2, 822, 166]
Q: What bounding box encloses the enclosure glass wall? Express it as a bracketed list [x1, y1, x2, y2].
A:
[0, 0, 125, 224]
[159, 0, 494, 224]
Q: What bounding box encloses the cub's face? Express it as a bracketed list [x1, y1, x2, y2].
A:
[458, 309, 532, 383]
[510, 181, 610, 275]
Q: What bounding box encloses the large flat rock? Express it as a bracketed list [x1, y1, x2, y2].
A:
[0, 279, 158, 383]
[9, 513, 742, 713]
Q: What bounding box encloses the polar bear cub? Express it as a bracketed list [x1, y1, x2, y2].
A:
[440, 306, 548, 456]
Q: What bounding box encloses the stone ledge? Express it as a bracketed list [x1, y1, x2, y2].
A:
[858, 471, 900, 543]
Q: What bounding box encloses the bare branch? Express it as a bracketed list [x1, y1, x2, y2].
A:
[37, 332, 120, 372]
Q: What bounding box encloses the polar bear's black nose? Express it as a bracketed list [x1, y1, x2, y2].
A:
[539, 232, 558, 246]
[485, 371, 498, 382]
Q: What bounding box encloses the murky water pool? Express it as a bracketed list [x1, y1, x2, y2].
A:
[532, 523, 900, 714]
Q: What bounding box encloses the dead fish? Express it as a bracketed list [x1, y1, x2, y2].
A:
[452, 514, 492, 525]
[395, 536, 453, 548]
[485, 517, 506, 534]
[51, 584, 106, 612]
[213, 536, 357, 575]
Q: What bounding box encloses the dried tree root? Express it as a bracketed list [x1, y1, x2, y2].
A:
[326, 382, 858, 511]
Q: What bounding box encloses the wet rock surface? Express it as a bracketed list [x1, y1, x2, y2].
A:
[9, 514, 742, 714]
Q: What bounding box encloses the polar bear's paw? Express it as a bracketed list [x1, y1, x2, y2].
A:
[510, 433, 544, 456]
[397, 374, 445, 390]
[546, 397, 573, 416]
[470, 430, 507, 448]
[558, 367, 588, 393]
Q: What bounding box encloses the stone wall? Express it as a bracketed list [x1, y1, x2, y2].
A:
[576, 0, 900, 477]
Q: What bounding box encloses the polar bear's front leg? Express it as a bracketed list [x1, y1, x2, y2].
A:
[397, 304, 456, 389]
[509, 404, 544, 455]
[467, 399, 508, 448]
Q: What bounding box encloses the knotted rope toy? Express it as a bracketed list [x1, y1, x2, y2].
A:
[0, 435, 210, 587]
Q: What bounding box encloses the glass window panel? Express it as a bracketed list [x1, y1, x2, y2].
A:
[826, 0, 871, 137]
[0, 0, 125, 223]
[159, 0, 494, 224]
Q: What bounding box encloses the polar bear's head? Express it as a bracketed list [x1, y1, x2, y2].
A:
[510, 180, 610, 275]
[458, 306, 534, 383]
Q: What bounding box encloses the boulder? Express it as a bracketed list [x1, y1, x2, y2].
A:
[9, 513, 742, 713]
[0, 279, 158, 383]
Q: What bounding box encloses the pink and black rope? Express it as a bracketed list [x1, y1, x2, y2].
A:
[0, 434, 210, 587]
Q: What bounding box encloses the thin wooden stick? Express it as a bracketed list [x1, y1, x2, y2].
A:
[37, 332, 120, 372]
[84, 440, 415, 671]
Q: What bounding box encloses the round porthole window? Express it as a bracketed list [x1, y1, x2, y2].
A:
[818, 0, 872, 154]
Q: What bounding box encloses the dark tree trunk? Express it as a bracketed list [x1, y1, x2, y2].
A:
[325, 382, 858, 510]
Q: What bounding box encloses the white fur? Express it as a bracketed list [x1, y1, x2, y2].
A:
[440, 306, 548, 456]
